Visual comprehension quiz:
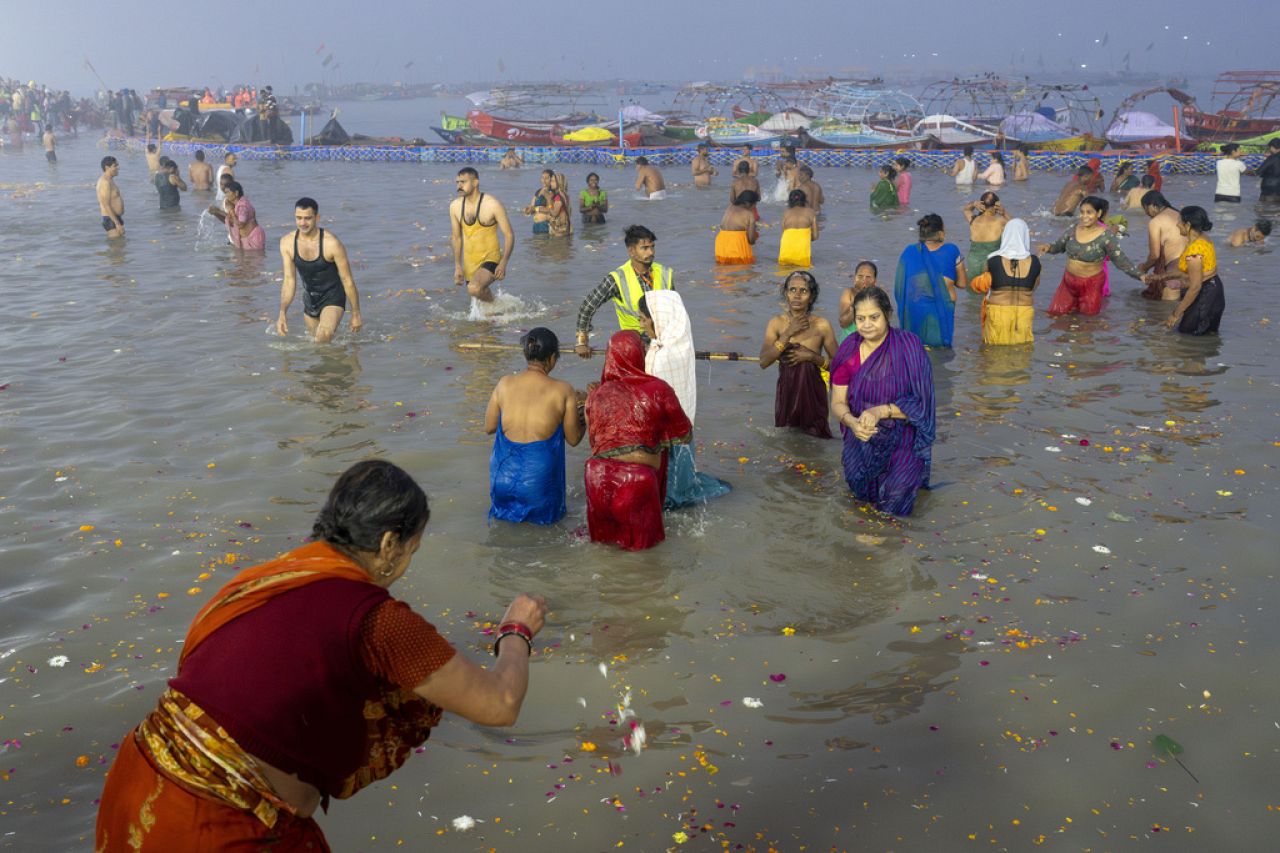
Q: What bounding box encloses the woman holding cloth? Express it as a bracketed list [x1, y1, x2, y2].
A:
[640, 291, 731, 508]
[830, 287, 936, 516]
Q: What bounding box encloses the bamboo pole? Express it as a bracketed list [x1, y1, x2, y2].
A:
[453, 341, 760, 362]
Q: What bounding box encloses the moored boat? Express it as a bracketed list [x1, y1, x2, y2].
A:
[1182, 71, 1280, 141]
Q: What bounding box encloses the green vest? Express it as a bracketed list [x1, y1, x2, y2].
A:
[609, 261, 673, 332]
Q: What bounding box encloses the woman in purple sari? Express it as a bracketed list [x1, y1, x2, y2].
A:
[830, 286, 936, 516]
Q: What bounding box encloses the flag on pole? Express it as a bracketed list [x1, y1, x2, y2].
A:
[315, 43, 325, 55]
[322, 54, 334, 67]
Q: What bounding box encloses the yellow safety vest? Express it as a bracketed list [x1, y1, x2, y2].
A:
[609, 261, 673, 332]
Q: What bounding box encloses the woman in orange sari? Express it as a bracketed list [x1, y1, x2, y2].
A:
[95, 461, 547, 852]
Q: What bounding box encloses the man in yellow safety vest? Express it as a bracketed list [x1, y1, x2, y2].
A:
[574, 225, 674, 358]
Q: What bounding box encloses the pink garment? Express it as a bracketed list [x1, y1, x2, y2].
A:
[895, 171, 912, 205]
[227, 197, 266, 250]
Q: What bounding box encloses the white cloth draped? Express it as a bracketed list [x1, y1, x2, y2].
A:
[989, 217, 1031, 261]
[643, 290, 697, 425]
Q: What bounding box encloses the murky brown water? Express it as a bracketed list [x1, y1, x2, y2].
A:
[1, 126, 1277, 852]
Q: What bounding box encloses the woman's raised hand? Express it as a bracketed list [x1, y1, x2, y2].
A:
[500, 594, 548, 636]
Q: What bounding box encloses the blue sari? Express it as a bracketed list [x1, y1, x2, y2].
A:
[831, 327, 936, 516]
[894, 242, 960, 347]
[664, 444, 731, 509]
[489, 413, 567, 525]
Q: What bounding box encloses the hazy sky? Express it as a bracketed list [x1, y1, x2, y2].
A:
[3, 0, 1273, 94]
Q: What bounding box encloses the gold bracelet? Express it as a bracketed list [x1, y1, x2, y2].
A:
[774, 340, 786, 352]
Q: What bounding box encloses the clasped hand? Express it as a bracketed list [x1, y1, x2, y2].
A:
[852, 408, 881, 441]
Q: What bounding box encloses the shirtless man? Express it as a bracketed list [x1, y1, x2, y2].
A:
[484, 327, 586, 525]
[691, 144, 716, 187]
[215, 152, 237, 205]
[633, 156, 666, 199]
[732, 143, 757, 178]
[96, 156, 124, 238]
[794, 165, 824, 213]
[775, 144, 798, 179]
[42, 124, 56, 163]
[1011, 144, 1030, 182]
[729, 160, 760, 205]
[276, 197, 363, 343]
[1123, 175, 1154, 211]
[1228, 219, 1270, 247]
[1139, 190, 1188, 301]
[499, 148, 523, 169]
[188, 149, 213, 190]
[1051, 167, 1092, 217]
[145, 141, 163, 175]
[449, 167, 515, 303]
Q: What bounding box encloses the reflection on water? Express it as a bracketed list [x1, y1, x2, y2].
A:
[3, 136, 1279, 851]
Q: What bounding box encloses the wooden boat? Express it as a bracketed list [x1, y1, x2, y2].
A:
[694, 118, 783, 146]
[466, 110, 557, 145]
[913, 114, 1000, 149]
[1182, 71, 1280, 141]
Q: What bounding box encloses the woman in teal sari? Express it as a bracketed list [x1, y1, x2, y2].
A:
[893, 213, 967, 347]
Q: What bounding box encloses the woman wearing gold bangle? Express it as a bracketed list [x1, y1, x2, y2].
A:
[759, 271, 837, 438]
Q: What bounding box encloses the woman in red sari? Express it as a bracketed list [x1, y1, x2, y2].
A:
[584, 330, 692, 550]
[96, 461, 547, 852]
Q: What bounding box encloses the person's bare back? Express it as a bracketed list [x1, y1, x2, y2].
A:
[730, 174, 760, 205]
[189, 160, 213, 190]
[635, 164, 666, 195]
[486, 369, 584, 446]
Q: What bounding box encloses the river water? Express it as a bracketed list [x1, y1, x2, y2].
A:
[1, 118, 1277, 852]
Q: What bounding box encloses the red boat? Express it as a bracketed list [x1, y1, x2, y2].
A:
[466, 110, 556, 145]
[1182, 71, 1280, 141]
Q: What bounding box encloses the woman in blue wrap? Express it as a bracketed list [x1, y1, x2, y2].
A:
[485, 328, 586, 524]
[893, 213, 967, 347]
[830, 286, 936, 516]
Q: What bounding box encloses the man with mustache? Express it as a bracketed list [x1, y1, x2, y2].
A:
[449, 167, 515, 303]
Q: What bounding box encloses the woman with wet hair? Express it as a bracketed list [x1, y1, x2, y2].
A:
[715, 189, 759, 264]
[97, 461, 547, 850]
[830, 286, 936, 515]
[962, 191, 1009, 279]
[1148, 206, 1226, 335]
[778, 188, 819, 266]
[579, 171, 608, 224]
[759, 271, 838, 438]
[894, 213, 966, 347]
[870, 163, 899, 212]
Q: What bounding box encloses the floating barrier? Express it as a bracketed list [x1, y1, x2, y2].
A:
[106, 136, 1260, 174]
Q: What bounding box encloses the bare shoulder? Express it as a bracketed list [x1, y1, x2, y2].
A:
[447, 195, 462, 217]
[811, 315, 834, 333]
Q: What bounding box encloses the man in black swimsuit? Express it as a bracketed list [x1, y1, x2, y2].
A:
[276, 197, 363, 343]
